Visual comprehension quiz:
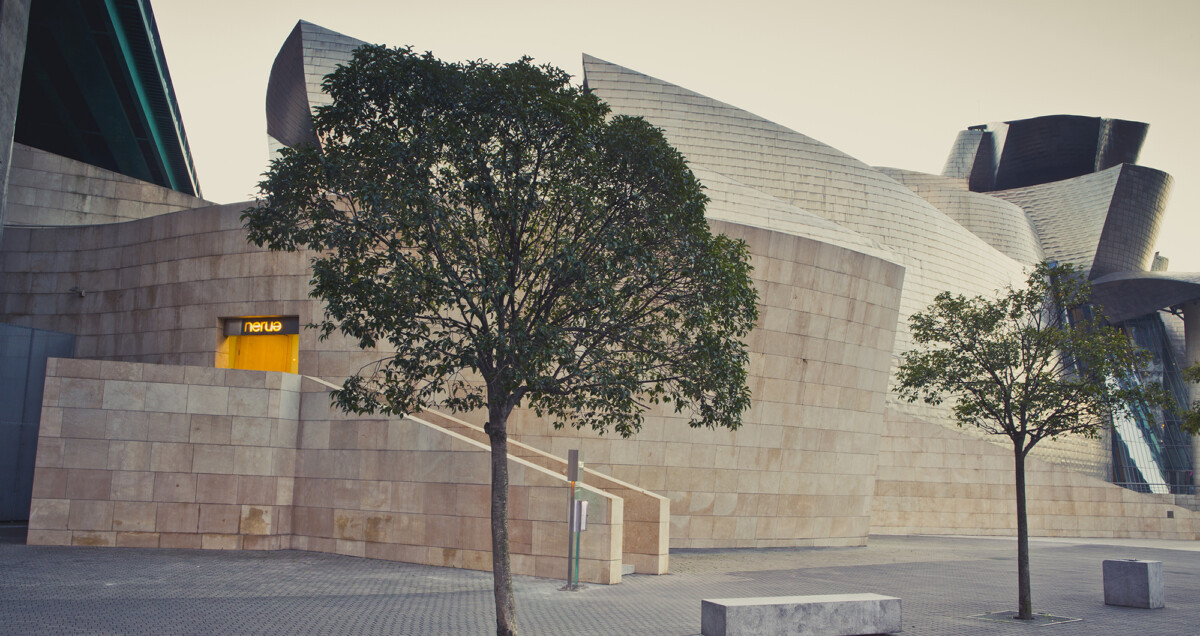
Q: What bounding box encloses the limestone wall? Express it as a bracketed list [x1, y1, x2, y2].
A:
[27, 358, 625, 584]
[507, 221, 906, 549]
[871, 411, 1200, 539]
[0, 202, 371, 379]
[417, 409, 669, 575]
[292, 381, 624, 584]
[5, 144, 207, 226]
[28, 358, 299, 550]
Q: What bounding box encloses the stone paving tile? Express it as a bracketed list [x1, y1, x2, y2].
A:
[2, 527, 1199, 635]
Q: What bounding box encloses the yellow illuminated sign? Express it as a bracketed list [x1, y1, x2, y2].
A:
[224, 316, 299, 337]
[243, 320, 284, 334]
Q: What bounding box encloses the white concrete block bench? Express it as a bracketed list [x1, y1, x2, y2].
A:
[701, 593, 901, 636]
[1103, 559, 1164, 609]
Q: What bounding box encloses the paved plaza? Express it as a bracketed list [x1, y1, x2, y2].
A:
[2, 525, 1198, 635]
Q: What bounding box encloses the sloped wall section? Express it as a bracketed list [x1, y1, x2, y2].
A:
[872, 411, 1200, 539]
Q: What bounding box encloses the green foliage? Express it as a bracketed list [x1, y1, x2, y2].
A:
[895, 261, 1167, 455]
[1181, 365, 1200, 434]
[242, 45, 759, 437]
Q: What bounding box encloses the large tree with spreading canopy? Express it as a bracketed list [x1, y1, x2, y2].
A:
[243, 45, 758, 636]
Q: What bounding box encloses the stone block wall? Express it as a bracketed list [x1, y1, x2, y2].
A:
[28, 358, 625, 584]
[28, 358, 300, 549]
[5, 144, 208, 226]
[0, 201, 375, 380]
[507, 222, 906, 549]
[871, 412, 1200, 539]
[292, 377, 624, 584]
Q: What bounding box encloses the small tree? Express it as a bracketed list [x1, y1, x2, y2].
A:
[895, 261, 1165, 621]
[1181, 366, 1200, 434]
[243, 46, 758, 636]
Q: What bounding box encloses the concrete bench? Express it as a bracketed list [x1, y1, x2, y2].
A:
[701, 593, 901, 636]
[1103, 559, 1164, 609]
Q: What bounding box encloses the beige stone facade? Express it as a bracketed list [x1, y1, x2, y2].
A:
[5, 17, 1199, 588]
[29, 358, 630, 584]
[4, 144, 208, 227]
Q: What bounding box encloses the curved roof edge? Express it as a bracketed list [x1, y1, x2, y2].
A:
[945, 115, 1149, 193]
[1091, 271, 1200, 323]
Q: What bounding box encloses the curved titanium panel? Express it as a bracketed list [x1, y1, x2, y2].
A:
[941, 126, 1006, 192]
[1096, 118, 1149, 172]
[265, 22, 318, 149]
[878, 168, 1044, 265]
[989, 167, 1120, 272]
[990, 164, 1170, 278]
[970, 115, 1149, 192]
[1091, 165, 1172, 278]
[941, 130, 982, 180]
[266, 21, 365, 151]
[692, 165, 896, 264]
[993, 115, 1106, 190]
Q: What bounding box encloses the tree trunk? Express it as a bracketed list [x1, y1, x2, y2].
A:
[1014, 443, 1033, 620]
[486, 401, 518, 636]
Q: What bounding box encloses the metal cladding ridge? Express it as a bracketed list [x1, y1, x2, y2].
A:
[876, 167, 1044, 266]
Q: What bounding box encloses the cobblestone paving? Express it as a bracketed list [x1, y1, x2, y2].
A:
[3, 527, 1199, 635]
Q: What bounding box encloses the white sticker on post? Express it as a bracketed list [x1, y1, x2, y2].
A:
[571, 500, 589, 532]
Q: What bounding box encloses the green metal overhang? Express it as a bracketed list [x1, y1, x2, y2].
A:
[13, 0, 200, 197]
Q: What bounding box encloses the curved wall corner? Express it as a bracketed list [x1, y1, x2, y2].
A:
[508, 220, 906, 548]
[1091, 165, 1172, 278]
[941, 130, 982, 180]
[0, 197, 910, 549]
[1096, 118, 1149, 172]
[941, 126, 1006, 192]
[581, 53, 1026, 433]
[265, 22, 319, 149]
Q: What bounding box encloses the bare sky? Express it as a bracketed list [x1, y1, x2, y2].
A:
[153, 0, 1200, 271]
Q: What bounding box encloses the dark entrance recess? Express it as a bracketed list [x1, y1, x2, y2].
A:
[0, 324, 75, 521]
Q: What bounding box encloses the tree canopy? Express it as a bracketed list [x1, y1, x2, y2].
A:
[896, 261, 1162, 453]
[242, 45, 758, 636]
[245, 45, 757, 436]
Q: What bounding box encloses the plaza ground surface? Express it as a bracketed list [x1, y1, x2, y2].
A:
[2, 525, 1198, 635]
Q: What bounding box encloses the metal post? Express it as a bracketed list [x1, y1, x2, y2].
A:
[572, 503, 582, 587]
[562, 449, 582, 591]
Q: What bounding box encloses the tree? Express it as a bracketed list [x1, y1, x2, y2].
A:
[242, 45, 758, 636]
[895, 261, 1166, 621]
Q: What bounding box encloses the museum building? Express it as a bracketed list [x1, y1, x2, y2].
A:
[2, 3, 1199, 585]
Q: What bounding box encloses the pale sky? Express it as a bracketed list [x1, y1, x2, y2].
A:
[153, 0, 1200, 271]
